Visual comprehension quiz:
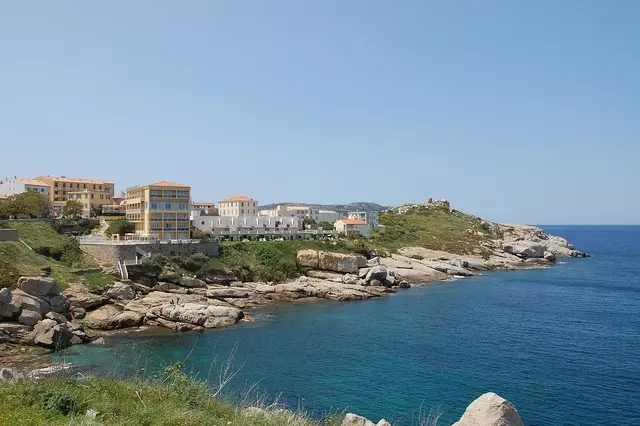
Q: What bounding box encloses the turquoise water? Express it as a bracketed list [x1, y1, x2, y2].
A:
[55, 226, 640, 425]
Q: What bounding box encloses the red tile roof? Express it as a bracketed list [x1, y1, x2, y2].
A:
[37, 176, 113, 184]
[337, 219, 368, 225]
[221, 195, 255, 202]
[17, 178, 50, 187]
[149, 181, 190, 188]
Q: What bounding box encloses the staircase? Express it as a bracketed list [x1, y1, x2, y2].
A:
[96, 219, 109, 237]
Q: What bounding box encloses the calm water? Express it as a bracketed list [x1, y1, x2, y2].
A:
[55, 226, 640, 425]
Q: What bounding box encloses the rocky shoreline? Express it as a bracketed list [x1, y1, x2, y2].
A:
[0, 223, 588, 367]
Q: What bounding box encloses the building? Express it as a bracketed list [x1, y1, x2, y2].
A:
[192, 202, 217, 216]
[259, 204, 327, 221]
[0, 177, 51, 197]
[315, 209, 341, 223]
[347, 211, 380, 230]
[193, 214, 299, 233]
[35, 176, 114, 216]
[334, 218, 370, 237]
[219, 195, 258, 217]
[66, 189, 116, 217]
[125, 181, 191, 241]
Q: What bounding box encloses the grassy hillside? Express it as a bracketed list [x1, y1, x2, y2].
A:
[0, 222, 98, 288]
[0, 372, 342, 426]
[371, 206, 502, 256]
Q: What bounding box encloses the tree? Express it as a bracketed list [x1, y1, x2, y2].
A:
[106, 218, 135, 236]
[1, 191, 51, 218]
[317, 221, 336, 230]
[62, 199, 85, 218]
[302, 218, 317, 229]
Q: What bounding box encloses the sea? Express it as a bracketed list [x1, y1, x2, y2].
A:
[53, 226, 640, 425]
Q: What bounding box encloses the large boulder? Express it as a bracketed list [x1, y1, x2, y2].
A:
[453, 392, 523, 426]
[341, 414, 390, 426]
[502, 241, 546, 259]
[105, 282, 136, 300]
[85, 305, 143, 330]
[149, 303, 243, 329]
[63, 284, 107, 310]
[297, 250, 320, 268]
[0, 368, 24, 383]
[179, 277, 207, 288]
[124, 291, 231, 315]
[31, 319, 74, 350]
[17, 277, 58, 297]
[365, 266, 388, 283]
[206, 288, 249, 298]
[18, 309, 42, 326]
[318, 252, 359, 274]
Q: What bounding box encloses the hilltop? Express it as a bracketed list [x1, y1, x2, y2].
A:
[259, 201, 388, 213]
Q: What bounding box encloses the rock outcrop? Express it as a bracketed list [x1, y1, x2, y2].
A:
[85, 305, 143, 330]
[453, 392, 524, 426]
[63, 283, 107, 310]
[340, 413, 391, 426]
[104, 282, 136, 300]
[147, 303, 243, 331]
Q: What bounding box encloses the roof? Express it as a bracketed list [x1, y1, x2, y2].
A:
[36, 176, 113, 184]
[286, 205, 309, 210]
[16, 178, 49, 187]
[0, 195, 8, 200]
[221, 195, 255, 202]
[194, 202, 215, 206]
[149, 181, 190, 188]
[318, 209, 337, 213]
[337, 219, 368, 225]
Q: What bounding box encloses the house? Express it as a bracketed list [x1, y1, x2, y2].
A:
[193, 214, 299, 233]
[315, 209, 341, 223]
[66, 189, 117, 217]
[347, 211, 380, 230]
[35, 175, 114, 216]
[192, 202, 217, 216]
[125, 181, 191, 241]
[218, 195, 258, 217]
[0, 177, 51, 198]
[334, 218, 370, 237]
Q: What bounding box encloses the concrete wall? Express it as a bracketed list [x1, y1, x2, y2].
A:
[0, 229, 19, 241]
[80, 241, 219, 265]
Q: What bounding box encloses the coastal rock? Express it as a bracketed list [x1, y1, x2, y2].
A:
[318, 251, 360, 274]
[543, 251, 556, 262]
[453, 392, 523, 426]
[365, 266, 388, 283]
[10, 290, 44, 317]
[153, 282, 189, 294]
[18, 309, 42, 326]
[366, 257, 380, 267]
[0, 367, 23, 382]
[356, 255, 367, 268]
[45, 311, 68, 324]
[149, 303, 243, 329]
[502, 241, 546, 259]
[358, 267, 370, 278]
[17, 277, 57, 297]
[342, 274, 360, 285]
[340, 413, 382, 426]
[124, 291, 232, 315]
[206, 288, 249, 298]
[72, 307, 86, 319]
[63, 284, 107, 310]
[85, 305, 143, 330]
[297, 249, 320, 268]
[369, 279, 383, 287]
[179, 276, 207, 288]
[47, 294, 71, 313]
[31, 319, 73, 350]
[105, 282, 136, 300]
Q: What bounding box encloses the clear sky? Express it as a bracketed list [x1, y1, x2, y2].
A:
[0, 1, 638, 224]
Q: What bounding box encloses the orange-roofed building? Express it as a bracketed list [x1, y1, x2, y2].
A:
[218, 195, 258, 217]
[335, 218, 370, 237]
[0, 177, 51, 198]
[34, 175, 114, 215]
[125, 181, 191, 240]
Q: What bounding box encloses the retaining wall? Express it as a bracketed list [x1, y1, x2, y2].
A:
[0, 229, 19, 242]
[80, 241, 219, 265]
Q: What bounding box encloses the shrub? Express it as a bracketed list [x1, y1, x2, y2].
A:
[142, 254, 170, 278]
[184, 253, 210, 273]
[60, 239, 82, 266]
[106, 218, 135, 236]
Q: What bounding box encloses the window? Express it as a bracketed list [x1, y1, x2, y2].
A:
[100, 194, 104, 200]
[178, 203, 186, 210]
[151, 202, 158, 210]
[91, 194, 94, 199]
[165, 202, 172, 210]
[107, 195, 110, 200]
[84, 194, 88, 199]
[241, 209, 244, 214]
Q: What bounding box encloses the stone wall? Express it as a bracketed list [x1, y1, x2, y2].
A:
[80, 241, 219, 265]
[0, 229, 19, 242]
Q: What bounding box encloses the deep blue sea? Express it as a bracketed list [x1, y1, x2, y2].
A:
[54, 226, 640, 425]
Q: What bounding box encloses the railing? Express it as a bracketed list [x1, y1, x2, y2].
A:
[77, 236, 202, 245]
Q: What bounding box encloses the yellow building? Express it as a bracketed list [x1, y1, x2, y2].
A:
[125, 181, 191, 240]
[218, 195, 258, 216]
[66, 189, 115, 217]
[34, 175, 114, 215]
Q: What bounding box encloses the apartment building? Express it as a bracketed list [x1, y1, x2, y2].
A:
[347, 211, 380, 230]
[315, 209, 341, 223]
[35, 176, 114, 215]
[193, 214, 299, 233]
[66, 189, 115, 217]
[334, 218, 370, 237]
[0, 177, 50, 197]
[219, 195, 258, 216]
[125, 181, 191, 240]
[192, 202, 217, 216]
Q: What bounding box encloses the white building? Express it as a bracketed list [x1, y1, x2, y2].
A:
[0, 177, 51, 198]
[193, 214, 300, 233]
[218, 195, 258, 217]
[348, 211, 380, 230]
[315, 209, 341, 223]
[334, 218, 370, 237]
[259, 205, 342, 223]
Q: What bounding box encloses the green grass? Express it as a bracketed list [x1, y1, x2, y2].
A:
[371, 206, 503, 256]
[0, 222, 105, 289]
[81, 273, 117, 293]
[0, 374, 342, 426]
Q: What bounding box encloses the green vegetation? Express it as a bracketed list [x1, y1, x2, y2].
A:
[81, 272, 118, 293]
[61, 199, 85, 218]
[0, 365, 341, 426]
[0, 222, 99, 288]
[105, 218, 134, 237]
[370, 206, 503, 256]
[50, 217, 100, 236]
[0, 191, 51, 219]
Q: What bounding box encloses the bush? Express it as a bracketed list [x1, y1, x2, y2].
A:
[106, 218, 135, 237]
[141, 254, 170, 278]
[184, 253, 210, 273]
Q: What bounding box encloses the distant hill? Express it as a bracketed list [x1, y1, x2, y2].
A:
[259, 202, 389, 214]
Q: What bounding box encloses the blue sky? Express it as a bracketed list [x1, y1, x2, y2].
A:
[0, 1, 638, 224]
